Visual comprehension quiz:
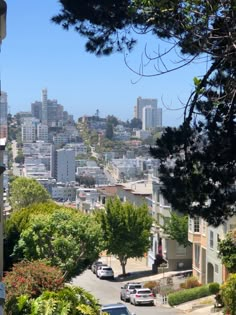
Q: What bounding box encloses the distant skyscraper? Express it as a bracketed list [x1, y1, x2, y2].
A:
[53, 149, 75, 183]
[0, 92, 7, 124]
[156, 107, 162, 127]
[31, 101, 42, 121]
[142, 105, 157, 130]
[134, 96, 163, 128]
[41, 88, 48, 125]
[0, 92, 8, 138]
[135, 97, 157, 122]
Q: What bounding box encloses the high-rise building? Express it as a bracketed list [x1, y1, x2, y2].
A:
[31, 101, 42, 121]
[135, 97, 158, 121]
[156, 107, 163, 127]
[142, 105, 157, 130]
[53, 149, 75, 183]
[41, 88, 48, 125]
[0, 92, 8, 139]
[134, 97, 163, 129]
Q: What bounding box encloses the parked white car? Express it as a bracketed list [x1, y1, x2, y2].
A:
[130, 288, 155, 306]
[97, 266, 114, 279]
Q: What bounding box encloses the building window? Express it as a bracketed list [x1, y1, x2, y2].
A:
[202, 219, 206, 235]
[215, 264, 219, 273]
[210, 230, 214, 249]
[189, 217, 193, 232]
[194, 217, 200, 233]
[194, 244, 200, 269]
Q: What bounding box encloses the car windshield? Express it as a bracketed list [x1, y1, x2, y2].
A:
[137, 290, 151, 294]
[101, 308, 130, 315]
[129, 285, 142, 290]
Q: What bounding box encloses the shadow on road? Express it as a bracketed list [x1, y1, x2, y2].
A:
[115, 270, 153, 282]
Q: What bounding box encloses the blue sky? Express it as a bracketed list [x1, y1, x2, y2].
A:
[1, 1, 208, 126]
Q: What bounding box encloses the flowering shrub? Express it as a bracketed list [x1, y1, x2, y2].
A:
[3, 259, 64, 311]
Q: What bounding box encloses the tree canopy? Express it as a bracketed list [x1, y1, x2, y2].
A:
[97, 198, 152, 275]
[13, 209, 104, 279]
[4, 201, 61, 270]
[9, 177, 51, 210]
[160, 211, 190, 248]
[53, 1, 236, 225]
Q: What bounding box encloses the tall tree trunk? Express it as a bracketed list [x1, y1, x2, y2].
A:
[119, 255, 127, 275]
[121, 262, 126, 275]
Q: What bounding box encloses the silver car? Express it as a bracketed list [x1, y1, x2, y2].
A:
[120, 282, 142, 302]
[130, 288, 155, 306]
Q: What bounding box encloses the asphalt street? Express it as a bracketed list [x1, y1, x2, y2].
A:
[72, 269, 183, 315]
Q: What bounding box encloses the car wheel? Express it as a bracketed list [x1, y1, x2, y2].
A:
[130, 299, 133, 305]
[120, 294, 123, 301]
[125, 298, 129, 302]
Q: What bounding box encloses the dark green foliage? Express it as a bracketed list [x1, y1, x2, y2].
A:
[76, 175, 95, 187]
[129, 118, 142, 129]
[105, 122, 113, 140]
[208, 282, 220, 295]
[12, 209, 104, 280]
[4, 202, 61, 271]
[168, 285, 210, 306]
[97, 198, 152, 275]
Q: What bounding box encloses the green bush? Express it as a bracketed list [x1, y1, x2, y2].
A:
[208, 282, 220, 294]
[168, 285, 210, 306]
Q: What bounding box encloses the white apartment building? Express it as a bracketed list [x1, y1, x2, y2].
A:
[21, 118, 40, 143]
[37, 123, 48, 141]
[23, 141, 53, 174]
[76, 188, 99, 213]
[24, 161, 51, 179]
[52, 133, 69, 147]
[51, 183, 77, 201]
[64, 143, 87, 156]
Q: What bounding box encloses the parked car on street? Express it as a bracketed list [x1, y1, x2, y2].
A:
[130, 288, 155, 306]
[100, 303, 135, 315]
[120, 282, 142, 302]
[91, 261, 103, 273]
[97, 266, 114, 279]
[96, 264, 108, 277]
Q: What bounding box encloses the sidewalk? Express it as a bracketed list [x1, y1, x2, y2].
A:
[100, 255, 224, 315]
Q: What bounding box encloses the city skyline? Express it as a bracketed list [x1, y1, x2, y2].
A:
[1, 1, 206, 127]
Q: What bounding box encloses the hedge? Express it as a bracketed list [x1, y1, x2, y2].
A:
[168, 285, 211, 306]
